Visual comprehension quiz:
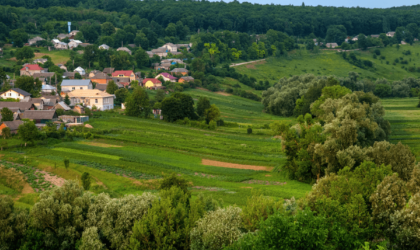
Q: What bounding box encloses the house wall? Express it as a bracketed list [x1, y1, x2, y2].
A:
[1, 90, 26, 100]
[20, 69, 42, 76]
[144, 81, 162, 88]
[70, 96, 113, 110]
[178, 79, 185, 83]
[0, 123, 6, 134]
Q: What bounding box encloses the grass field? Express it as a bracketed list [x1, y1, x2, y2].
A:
[235, 44, 420, 83]
[382, 97, 420, 160]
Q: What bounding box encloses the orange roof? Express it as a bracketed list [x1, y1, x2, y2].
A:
[20, 64, 43, 71]
[142, 78, 161, 84]
[112, 70, 134, 77]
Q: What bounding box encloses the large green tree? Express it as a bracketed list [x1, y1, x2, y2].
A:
[18, 121, 39, 146]
[1, 108, 14, 122]
[134, 48, 149, 68]
[125, 87, 150, 118]
[15, 76, 41, 96]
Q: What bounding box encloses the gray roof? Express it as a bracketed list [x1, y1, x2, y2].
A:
[181, 76, 194, 81]
[95, 84, 107, 91]
[61, 80, 91, 86]
[63, 72, 75, 77]
[91, 72, 111, 79]
[2, 121, 24, 131]
[55, 101, 71, 111]
[171, 68, 188, 73]
[103, 68, 114, 74]
[21, 110, 57, 120]
[33, 72, 55, 78]
[10, 88, 31, 96]
[0, 102, 35, 110]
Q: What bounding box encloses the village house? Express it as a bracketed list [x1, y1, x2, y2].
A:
[0, 102, 36, 111]
[99, 44, 110, 50]
[54, 101, 71, 111]
[147, 51, 154, 58]
[91, 72, 112, 85]
[67, 89, 115, 110]
[33, 58, 47, 64]
[352, 35, 358, 41]
[116, 47, 132, 55]
[32, 72, 56, 84]
[154, 63, 172, 71]
[28, 36, 45, 45]
[63, 72, 75, 79]
[387, 31, 395, 37]
[88, 70, 101, 78]
[73, 105, 85, 114]
[326, 43, 339, 48]
[142, 78, 162, 88]
[112, 70, 136, 82]
[103, 68, 114, 75]
[370, 34, 380, 38]
[20, 64, 44, 76]
[162, 58, 184, 65]
[171, 68, 189, 76]
[178, 76, 194, 83]
[162, 43, 178, 52]
[30, 98, 44, 110]
[156, 72, 177, 82]
[57, 34, 69, 40]
[74, 66, 86, 76]
[69, 30, 79, 36]
[54, 42, 68, 50]
[68, 40, 82, 49]
[0, 121, 24, 135]
[151, 48, 168, 58]
[59, 64, 67, 71]
[61, 79, 93, 91]
[1, 88, 31, 100]
[176, 43, 191, 51]
[41, 84, 57, 93]
[79, 43, 91, 48]
[21, 110, 58, 124]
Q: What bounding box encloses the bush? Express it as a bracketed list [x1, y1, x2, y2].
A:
[209, 120, 217, 130]
[190, 206, 243, 250]
[159, 173, 191, 195]
[81, 172, 91, 190]
[247, 127, 252, 134]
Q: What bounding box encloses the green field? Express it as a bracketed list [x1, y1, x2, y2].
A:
[382, 97, 420, 160]
[235, 44, 420, 83]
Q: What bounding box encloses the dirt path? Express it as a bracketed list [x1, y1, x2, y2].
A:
[230, 59, 266, 67]
[202, 159, 273, 171]
[36, 170, 66, 187]
[216, 91, 231, 96]
[14, 183, 35, 201]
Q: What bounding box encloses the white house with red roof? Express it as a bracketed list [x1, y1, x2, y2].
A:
[155, 72, 177, 83]
[112, 70, 136, 82]
[20, 64, 44, 76]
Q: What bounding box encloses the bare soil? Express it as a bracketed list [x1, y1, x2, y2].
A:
[37, 170, 66, 187]
[216, 91, 232, 96]
[201, 159, 274, 171]
[21, 183, 35, 194]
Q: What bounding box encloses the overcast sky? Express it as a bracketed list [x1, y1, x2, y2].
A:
[213, 0, 418, 9]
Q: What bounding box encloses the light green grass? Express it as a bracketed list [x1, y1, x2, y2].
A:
[235, 44, 420, 83]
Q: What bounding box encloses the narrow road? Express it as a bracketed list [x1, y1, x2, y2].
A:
[230, 59, 266, 67]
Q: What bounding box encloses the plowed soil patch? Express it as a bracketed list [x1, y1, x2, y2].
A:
[22, 183, 34, 194]
[81, 142, 122, 148]
[37, 170, 66, 187]
[201, 159, 273, 171]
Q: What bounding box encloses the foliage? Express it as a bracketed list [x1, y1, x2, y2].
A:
[204, 104, 220, 124]
[18, 121, 39, 146]
[15, 76, 42, 96]
[0, 196, 29, 250]
[190, 206, 243, 250]
[79, 227, 104, 250]
[15, 46, 34, 60]
[196, 96, 211, 117]
[161, 93, 197, 122]
[81, 172, 91, 190]
[106, 80, 118, 94]
[64, 94, 70, 105]
[1, 107, 14, 122]
[125, 87, 151, 118]
[159, 173, 191, 195]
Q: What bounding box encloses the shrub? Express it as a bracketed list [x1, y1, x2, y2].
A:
[81, 172, 91, 190]
[190, 206, 243, 250]
[209, 120, 217, 130]
[64, 158, 69, 170]
[159, 173, 191, 195]
[247, 127, 252, 134]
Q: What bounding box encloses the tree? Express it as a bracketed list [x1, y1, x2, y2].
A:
[115, 88, 129, 105]
[325, 25, 347, 45]
[106, 80, 118, 94]
[64, 94, 71, 105]
[204, 104, 220, 124]
[134, 48, 149, 68]
[159, 173, 191, 194]
[0, 197, 29, 249]
[79, 227, 104, 250]
[155, 89, 166, 102]
[1, 108, 14, 122]
[2, 127, 11, 139]
[83, 45, 98, 69]
[10, 29, 29, 47]
[306, 40, 315, 51]
[165, 23, 177, 37]
[134, 32, 149, 49]
[196, 97, 211, 117]
[15, 47, 35, 60]
[161, 97, 183, 122]
[125, 87, 150, 118]
[18, 121, 39, 146]
[101, 22, 115, 36]
[15, 76, 42, 96]
[64, 158, 69, 170]
[80, 23, 100, 43]
[81, 172, 91, 190]
[358, 34, 368, 50]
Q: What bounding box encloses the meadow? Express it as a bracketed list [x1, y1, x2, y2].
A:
[235, 44, 420, 83]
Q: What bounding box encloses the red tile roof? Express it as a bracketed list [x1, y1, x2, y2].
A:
[20, 64, 43, 71]
[142, 78, 161, 84]
[112, 70, 134, 77]
[158, 72, 177, 80]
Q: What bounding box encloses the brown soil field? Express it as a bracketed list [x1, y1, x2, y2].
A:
[216, 91, 232, 96]
[201, 159, 274, 171]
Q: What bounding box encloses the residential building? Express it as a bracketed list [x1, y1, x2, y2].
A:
[352, 35, 358, 41]
[20, 64, 44, 76]
[33, 58, 47, 64]
[73, 105, 85, 114]
[31, 98, 44, 110]
[151, 47, 168, 58]
[0, 121, 24, 135]
[178, 76, 194, 83]
[54, 101, 71, 111]
[147, 51, 154, 58]
[154, 63, 172, 71]
[162, 59, 184, 65]
[21, 110, 58, 123]
[79, 43, 91, 48]
[171, 68, 189, 76]
[0, 102, 36, 111]
[61, 79, 93, 91]
[162, 43, 177, 52]
[54, 42, 68, 50]
[112, 70, 136, 82]
[326, 43, 338, 48]
[59, 115, 89, 124]
[1, 88, 31, 100]
[67, 89, 115, 110]
[142, 78, 162, 88]
[33, 72, 56, 84]
[116, 47, 132, 55]
[52, 39, 60, 44]
[63, 72, 75, 79]
[91, 72, 112, 85]
[41, 84, 57, 93]
[103, 68, 114, 75]
[111, 77, 130, 87]
[176, 44, 191, 51]
[387, 32, 395, 37]
[370, 34, 380, 38]
[156, 72, 177, 82]
[99, 44, 110, 50]
[68, 40, 82, 49]
[57, 34, 69, 40]
[88, 70, 101, 78]
[59, 65, 67, 71]
[28, 36, 45, 45]
[74, 66, 86, 76]
[69, 30, 79, 36]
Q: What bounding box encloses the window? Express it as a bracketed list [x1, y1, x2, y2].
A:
[8, 93, 11, 96]
[72, 87, 75, 90]
[80, 87, 83, 89]
[95, 99, 98, 104]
